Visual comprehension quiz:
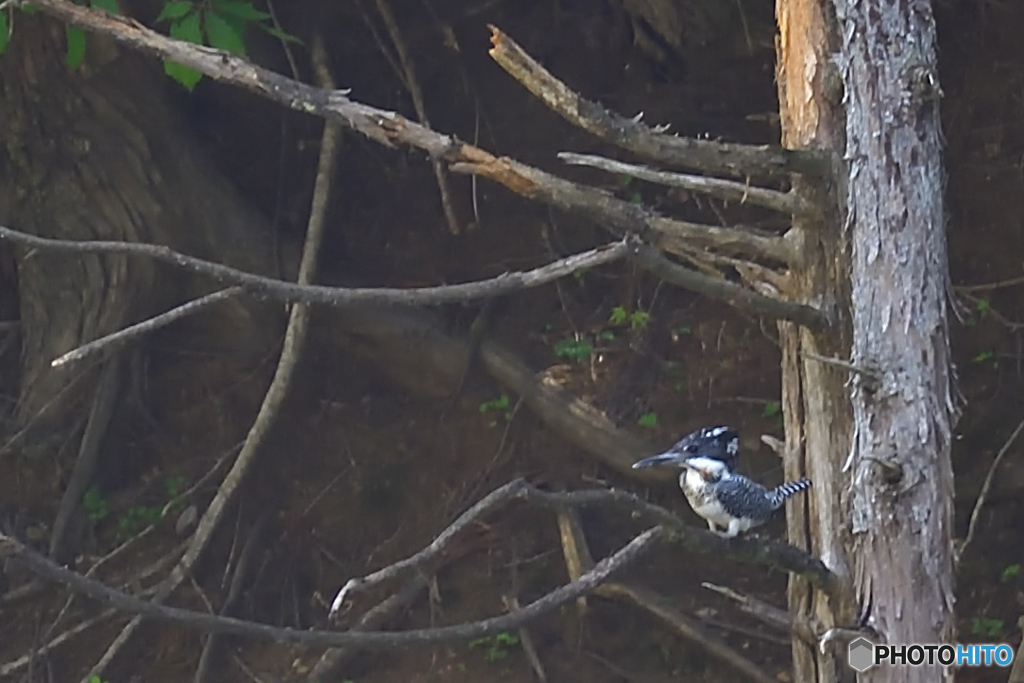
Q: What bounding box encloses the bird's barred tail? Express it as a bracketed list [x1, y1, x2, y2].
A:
[768, 478, 812, 509]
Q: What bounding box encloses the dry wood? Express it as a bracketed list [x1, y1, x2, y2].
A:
[487, 26, 828, 180]
[558, 152, 814, 217]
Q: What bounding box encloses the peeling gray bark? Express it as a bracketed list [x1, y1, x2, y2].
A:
[837, 0, 958, 680]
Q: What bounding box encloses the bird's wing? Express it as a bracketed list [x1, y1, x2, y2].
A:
[714, 476, 774, 520]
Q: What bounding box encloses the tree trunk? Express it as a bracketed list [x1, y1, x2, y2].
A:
[775, 0, 956, 681]
[0, 16, 284, 548]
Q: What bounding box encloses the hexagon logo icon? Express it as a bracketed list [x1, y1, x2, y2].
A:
[848, 637, 875, 672]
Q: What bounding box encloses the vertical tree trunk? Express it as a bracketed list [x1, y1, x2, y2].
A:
[775, 0, 956, 681]
[839, 1, 957, 681]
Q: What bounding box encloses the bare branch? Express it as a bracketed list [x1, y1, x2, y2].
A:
[0, 527, 662, 649]
[330, 479, 839, 614]
[957, 414, 1024, 565]
[51, 287, 243, 367]
[599, 583, 776, 683]
[629, 243, 828, 330]
[22, 2, 797, 267]
[488, 27, 830, 180]
[559, 152, 815, 217]
[0, 226, 628, 307]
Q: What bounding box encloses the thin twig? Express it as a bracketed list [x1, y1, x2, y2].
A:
[558, 152, 813, 217]
[373, 0, 461, 234]
[0, 527, 662, 649]
[954, 276, 1024, 293]
[51, 287, 243, 367]
[0, 226, 629, 308]
[957, 415, 1024, 565]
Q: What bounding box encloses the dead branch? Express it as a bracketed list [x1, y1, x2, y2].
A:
[0, 527, 663, 649]
[957, 414, 1024, 566]
[21, 1, 801, 270]
[51, 287, 243, 368]
[557, 500, 773, 683]
[371, 0, 461, 234]
[598, 582, 776, 683]
[558, 152, 814, 217]
[82, 48, 343, 679]
[629, 243, 828, 330]
[0, 226, 629, 308]
[308, 576, 428, 681]
[488, 27, 830, 180]
[702, 582, 819, 645]
[330, 479, 838, 615]
[194, 513, 270, 683]
[48, 353, 123, 562]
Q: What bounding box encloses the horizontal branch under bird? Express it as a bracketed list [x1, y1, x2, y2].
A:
[23, 0, 800, 269]
[488, 27, 831, 180]
[558, 152, 817, 218]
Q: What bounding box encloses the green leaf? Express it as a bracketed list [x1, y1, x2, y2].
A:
[157, 0, 194, 22]
[0, 13, 9, 57]
[65, 25, 86, 69]
[170, 11, 203, 43]
[1001, 564, 1021, 583]
[164, 12, 204, 89]
[637, 412, 658, 428]
[91, 0, 120, 14]
[212, 0, 270, 21]
[204, 10, 246, 55]
[164, 59, 202, 89]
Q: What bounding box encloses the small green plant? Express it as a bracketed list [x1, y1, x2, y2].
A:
[970, 617, 1004, 638]
[609, 306, 650, 330]
[975, 298, 991, 316]
[637, 412, 658, 428]
[469, 631, 519, 662]
[972, 350, 996, 367]
[117, 504, 164, 539]
[83, 486, 109, 522]
[762, 400, 784, 428]
[553, 338, 593, 362]
[479, 394, 511, 424]
[87, 675, 110, 683]
[156, 0, 300, 90]
[1000, 564, 1020, 583]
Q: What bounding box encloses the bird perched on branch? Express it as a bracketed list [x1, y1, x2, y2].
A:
[632, 426, 811, 538]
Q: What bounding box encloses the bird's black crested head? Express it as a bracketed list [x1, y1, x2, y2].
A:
[665, 426, 739, 471]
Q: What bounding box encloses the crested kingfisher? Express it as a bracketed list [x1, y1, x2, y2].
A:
[632, 426, 811, 537]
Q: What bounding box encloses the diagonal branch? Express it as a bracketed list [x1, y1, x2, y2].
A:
[0, 527, 662, 650]
[0, 226, 628, 307]
[629, 242, 828, 330]
[331, 478, 840, 612]
[488, 26, 830, 180]
[22, 0, 798, 267]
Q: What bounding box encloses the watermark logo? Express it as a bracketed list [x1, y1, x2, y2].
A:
[847, 638, 1015, 672]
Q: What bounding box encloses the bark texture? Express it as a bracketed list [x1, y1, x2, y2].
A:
[776, 0, 957, 681]
[0, 17, 282, 449]
[837, 1, 957, 680]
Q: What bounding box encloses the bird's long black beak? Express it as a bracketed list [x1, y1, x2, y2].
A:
[631, 452, 688, 469]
